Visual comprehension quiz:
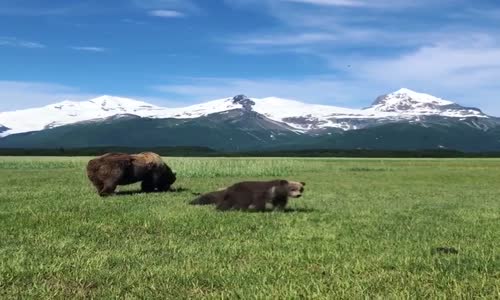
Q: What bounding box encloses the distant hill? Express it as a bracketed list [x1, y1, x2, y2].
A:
[1, 89, 499, 152]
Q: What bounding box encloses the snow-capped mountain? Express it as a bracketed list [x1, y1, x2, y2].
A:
[368, 88, 484, 117]
[0, 88, 492, 137]
[0, 96, 166, 137]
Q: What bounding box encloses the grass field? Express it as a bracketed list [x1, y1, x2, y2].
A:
[0, 157, 499, 299]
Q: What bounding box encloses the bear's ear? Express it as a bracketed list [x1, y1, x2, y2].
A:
[279, 180, 288, 186]
[300, 182, 306, 186]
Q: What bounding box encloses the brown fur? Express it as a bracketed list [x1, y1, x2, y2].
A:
[86, 152, 176, 197]
[190, 180, 305, 211]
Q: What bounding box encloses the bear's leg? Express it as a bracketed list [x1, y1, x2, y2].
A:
[155, 179, 171, 192]
[91, 180, 104, 194]
[99, 180, 117, 197]
[152, 173, 169, 192]
[141, 177, 155, 193]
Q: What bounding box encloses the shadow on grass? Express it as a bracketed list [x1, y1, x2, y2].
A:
[115, 186, 192, 196]
[191, 207, 315, 213]
[244, 207, 316, 214]
[431, 247, 459, 255]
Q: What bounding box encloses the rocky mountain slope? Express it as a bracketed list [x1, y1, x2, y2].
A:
[0, 88, 492, 137]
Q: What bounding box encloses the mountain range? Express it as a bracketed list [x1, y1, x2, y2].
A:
[1, 88, 499, 152]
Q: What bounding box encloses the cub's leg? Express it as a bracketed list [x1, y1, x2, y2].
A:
[272, 195, 288, 211]
[248, 194, 266, 212]
[216, 194, 235, 211]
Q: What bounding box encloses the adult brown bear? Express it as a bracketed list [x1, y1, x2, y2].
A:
[190, 180, 305, 211]
[86, 152, 176, 197]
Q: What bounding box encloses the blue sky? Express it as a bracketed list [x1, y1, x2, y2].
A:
[1, 0, 500, 114]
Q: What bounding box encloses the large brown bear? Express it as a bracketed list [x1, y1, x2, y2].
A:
[190, 180, 305, 211]
[87, 152, 176, 197]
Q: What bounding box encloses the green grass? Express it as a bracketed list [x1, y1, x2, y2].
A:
[0, 157, 499, 299]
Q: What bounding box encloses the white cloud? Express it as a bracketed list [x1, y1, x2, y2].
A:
[229, 0, 452, 9]
[0, 2, 121, 16]
[70, 46, 107, 52]
[233, 32, 338, 46]
[132, 0, 199, 14]
[0, 81, 96, 111]
[225, 27, 434, 54]
[122, 18, 148, 25]
[326, 36, 500, 115]
[283, 0, 367, 7]
[357, 42, 500, 85]
[222, 1, 467, 54]
[0, 81, 190, 112]
[284, 0, 425, 7]
[0, 6, 72, 16]
[152, 76, 383, 108]
[0, 37, 45, 48]
[153, 32, 500, 117]
[153, 75, 500, 116]
[219, 0, 500, 116]
[149, 9, 185, 17]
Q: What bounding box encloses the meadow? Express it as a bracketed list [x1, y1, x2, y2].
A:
[0, 157, 499, 299]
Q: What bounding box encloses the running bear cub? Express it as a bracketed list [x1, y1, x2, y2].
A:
[190, 180, 305, 211]
[87, 152, 176, 196]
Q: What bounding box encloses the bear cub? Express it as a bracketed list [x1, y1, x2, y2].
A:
[190, 180, 305, 211]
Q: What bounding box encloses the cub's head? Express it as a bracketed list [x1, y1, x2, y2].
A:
[280, 180, 306, 198]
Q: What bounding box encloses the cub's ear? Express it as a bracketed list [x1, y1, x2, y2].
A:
[279, 180, 288, 186]
[300, 182, 306, 186]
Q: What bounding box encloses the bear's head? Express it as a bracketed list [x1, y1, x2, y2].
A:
[156, 164, 177, 191]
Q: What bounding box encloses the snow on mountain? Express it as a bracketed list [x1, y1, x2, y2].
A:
[0, 94, 251, 137]
[0, 96, 167, 137]
[366, 88, 484, 117]
[0, 89, 490, 137]
[251, 89, 487, 131]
